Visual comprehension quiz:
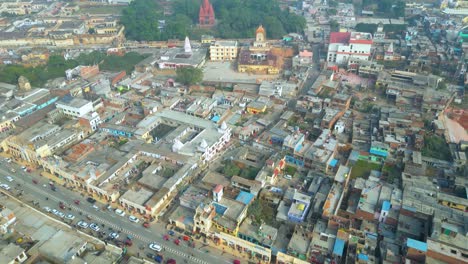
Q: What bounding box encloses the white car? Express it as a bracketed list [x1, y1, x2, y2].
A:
[0, 184, 11, 191]
[5, 176, 13, 182]
[115, 209, 125, 217]
[44, 206, 52, 213]
[92, 205, 99, 211]
[89, 223, 100, 232]
[77, 221, 89, 228]
[129, 215, 139, 223]
[51, 209, 58, 215]
[149, 243, 162, 252]
[57, 212, 65, 218]
[109, 232, 119, 239]
[65, 214, 75, 220]
[283, 174, 292, 180]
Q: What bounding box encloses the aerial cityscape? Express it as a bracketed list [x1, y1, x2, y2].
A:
[0, 0, 467, 264]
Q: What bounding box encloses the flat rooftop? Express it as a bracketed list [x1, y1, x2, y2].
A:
[202, 61, 277, 84]
[120, 188, 154, 205]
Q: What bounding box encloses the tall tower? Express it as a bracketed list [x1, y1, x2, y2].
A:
[199, 0, 215, 27]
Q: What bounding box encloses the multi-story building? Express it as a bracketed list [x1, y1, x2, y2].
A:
[56, 96, 93, 118]
[210, 40, 238, 61]
[327, 32, 373, 65]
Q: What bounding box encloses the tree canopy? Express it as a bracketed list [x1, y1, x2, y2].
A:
[175, 67, 203, 85]
[120, 0, 194, 41]
[121, 0, 306, 41]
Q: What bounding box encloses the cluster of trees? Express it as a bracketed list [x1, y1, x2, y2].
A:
[0, 55, 78, 87]
[422, 135, 452, 161]
[121, 0, 306, 41]
[120, 0, 193, 41]
[363, 0, 405, 18]
[175, 67, 203, 85]
[0, 51, 148, 86]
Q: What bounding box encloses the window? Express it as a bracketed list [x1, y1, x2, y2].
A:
[451, 250, 457, 255]
[461, 253, 468, 258]
[320, 235, 328, 242]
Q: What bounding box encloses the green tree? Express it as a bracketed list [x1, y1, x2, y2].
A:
[222, 161, 240, 177]
[175, 67, 203, 85]
[172, 0, 200, 23]
[120, 0, 164, 41]
[330, 20, 340, 32]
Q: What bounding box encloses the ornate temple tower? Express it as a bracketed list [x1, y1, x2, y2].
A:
[199, 0, 215, 27]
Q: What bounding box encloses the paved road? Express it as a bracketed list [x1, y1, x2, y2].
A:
[0, 161, 233, 264]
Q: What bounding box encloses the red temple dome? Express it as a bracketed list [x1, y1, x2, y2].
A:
[199, 0, 215, 27]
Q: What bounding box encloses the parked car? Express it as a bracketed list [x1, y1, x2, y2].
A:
[109, 232, 119, 240]
[115, 209, 125, 217]
[283, 174, 292, 180]
[5, 176, 13, 182]
[154, 254, 163, 263]
[129, 215, 139, 223]
[166, 259, 176, 264]
[77, 221, 89, 228]
[86, 197, 96, 204]
[44, 206, 52, 213]
[0, 184, 11, 190]
[89, 223, 100, 232]
[65, 214, 75, 220]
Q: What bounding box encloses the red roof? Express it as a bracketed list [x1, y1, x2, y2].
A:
[213, 184, 223, 193]
[329, 32, 351, 44]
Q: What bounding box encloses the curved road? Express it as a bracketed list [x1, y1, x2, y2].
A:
[0, 161, 232, 264]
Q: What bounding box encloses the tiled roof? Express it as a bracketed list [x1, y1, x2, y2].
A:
[329, 32, 351, 44]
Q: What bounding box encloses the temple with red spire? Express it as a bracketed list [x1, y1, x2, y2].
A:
[199, 0, 215, 27]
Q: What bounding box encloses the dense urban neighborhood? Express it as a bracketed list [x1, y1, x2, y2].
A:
[0, 0, 467, 264]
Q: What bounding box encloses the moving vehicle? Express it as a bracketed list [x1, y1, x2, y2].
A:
[166, 259, 176, 264]
[283, 174, 292, 180]
[86, 197, 96, 204]
[149, 243, 162, 252]
[5, 176, 13, 182]
[74, 200, 80, 205]
[143, 222, 150, 228]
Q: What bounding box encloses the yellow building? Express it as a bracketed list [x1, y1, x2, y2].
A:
[237, 25, 281, 75]
[0, 119, 15, 134]
[209, 40, 238, 61]
[246, 101, 267, 114]
[201, 35, 215, 45]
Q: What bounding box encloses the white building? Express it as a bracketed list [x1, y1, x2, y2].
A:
[209, 40, 238, 61]
[135, 109, 231, 163]
[327, 32, 373, 65]
[56, 97, 93, 118]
